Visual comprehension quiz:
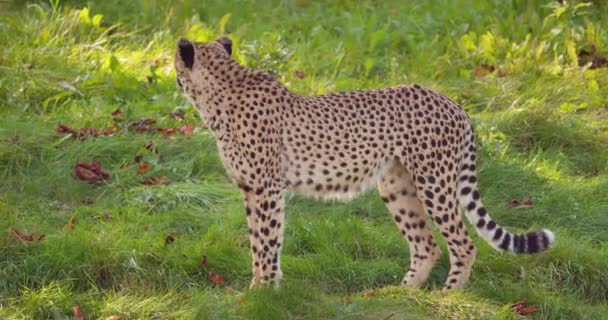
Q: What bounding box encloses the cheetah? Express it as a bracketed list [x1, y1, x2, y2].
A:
[174, 36, 554, 290]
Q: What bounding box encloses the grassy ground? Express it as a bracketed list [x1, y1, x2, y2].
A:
[1, 0, 608, 319]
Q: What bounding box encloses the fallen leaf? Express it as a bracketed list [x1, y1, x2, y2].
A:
[82, 198, 95, 205]
[169, 110, 185, 120]
[57, 123, 117, 140]
[294, 70, 306, 78]
[137, 163, 151, 174]
[473, 63, 505, 78]
[165, 233, 175, 245]
[104, 316, 123, 320]
[511, 300, 537, 316]
[111, 108, 124, 118]
[75, 159, 110, 182]
[209, 271, 223, 285]
[94, 212, 112, 221]
[65, 217, 77, 232]
[157, 127, 177, 138]
[72, 305, 86, 320]
[522, 196, 534, 206]
[507, 198, 520, 208]
[143, 224, 150, 232]
[143, 176, 171, 186]
[129, 118, 156, 133]
[144, 140, 158, 154]
[201, 256, 208, 270]
[179, 124, 195, 136]
[10, 229, 45, 245]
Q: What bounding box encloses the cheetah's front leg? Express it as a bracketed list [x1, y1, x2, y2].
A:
[241, 186, 285, 289]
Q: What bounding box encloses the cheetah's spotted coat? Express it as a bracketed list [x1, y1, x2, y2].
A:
[174, 37, 554, 290]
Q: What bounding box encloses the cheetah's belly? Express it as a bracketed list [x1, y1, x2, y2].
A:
[283, 153, 394, 201]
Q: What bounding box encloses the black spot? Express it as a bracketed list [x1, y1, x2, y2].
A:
[499, 233, 511, 251]
[466, 202, 476, 210]
[472, 190, 480, 200]
[477, 207, 487, 217]
[461, 187, 471, 195]
[486, 220, 496, 230]
[526, 232, 539, 253]
[476, 219, 485, 228]
[492, 227, 503, 241]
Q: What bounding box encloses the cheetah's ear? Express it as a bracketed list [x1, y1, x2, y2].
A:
[178, 38, 195, 70]
[217, 36, 232, 56]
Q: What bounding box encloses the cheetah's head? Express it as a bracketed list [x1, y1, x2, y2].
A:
[174, 36, 232, 102]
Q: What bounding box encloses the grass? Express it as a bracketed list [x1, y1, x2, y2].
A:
[1, 0, 607, 319]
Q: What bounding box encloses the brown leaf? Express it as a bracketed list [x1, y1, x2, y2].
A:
[209, 271, 223, 285]
[111, 108, 124, 118]
[507, 198, 520, 208]
[10, 228, 45, 245]
[143, 176, 171, 186]
[294, 70, 306, 78]
[144, 140, 158, 154]
[157, 127, 177, 138]
[65, 217, 77, 232]
[94, 212, 112, 221]
[72, 305, 86, 320]
[143, 224, 150, 232]
[75, 159, 110, 182]
[169, 110, 185, 120]
[82, 198, 95, 205]
[165, 233, 175, 245]
[137, 163, 152, 174]
[129, 118, 156, 133]
[201, 256, 208, 270]
[511, 300, 537, 316]
[179, 124, 195, 136]
[522, 196, 534, 206]
[473, 64, 505, 78]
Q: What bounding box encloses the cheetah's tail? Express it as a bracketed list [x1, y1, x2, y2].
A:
[457, 129, 554, 254]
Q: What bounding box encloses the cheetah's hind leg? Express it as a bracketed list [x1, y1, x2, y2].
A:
[378, 161, 441, 287]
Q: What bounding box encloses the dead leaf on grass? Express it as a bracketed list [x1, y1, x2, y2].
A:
[72, 305, 86, 320]
[137, 163, 152, 174]
[209, 271, 223, 285]
[294, 70, 306, 78]
[94, 212, 112, 221]
[169, 110, 185, 120]
[201, 256, 208, 270]
[111, 108, 124, 118]
[129, 118, 156, 133]
[10, 228, 45, 245]
[511, 300, 537, 316]
[165, 233, 176, 245]
[143, 176, 171, 186]
[75, 159, 110, 182]
[65, 217, 77, 232]
[179, 124, 195, 136]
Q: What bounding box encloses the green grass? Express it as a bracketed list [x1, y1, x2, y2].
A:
[1, 0, 608, 319]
